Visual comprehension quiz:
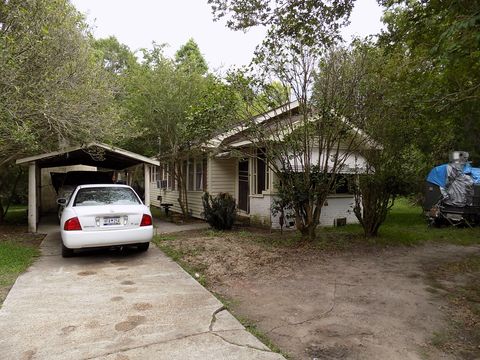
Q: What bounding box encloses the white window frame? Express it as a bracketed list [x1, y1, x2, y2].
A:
[195, 159, 204, 191]
[187, 160, 195, 191]
[150, 166, 158, 183]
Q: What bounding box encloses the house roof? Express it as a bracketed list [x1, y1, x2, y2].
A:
[206, 100, 300, 148]
[16, 143, 159, 170]
[209, 100, 381, 151]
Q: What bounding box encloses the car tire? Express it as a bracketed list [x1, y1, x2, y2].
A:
[137, 242, 149, 252]
[62, 243, 74, 258]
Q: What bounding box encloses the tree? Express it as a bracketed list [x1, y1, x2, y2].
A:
[92, 36, 137, 75]
[208, 0, 354, 53]
[341, 41, 430, 238]
[174, 38, 208, 75]
[121, 42, 240, 217]
[379, 0, 480, 161]
[345, 0, 480, 237]
[208, 0, 373, 240]
[225, 44, 370, 241]
[0, 0, 120, 222]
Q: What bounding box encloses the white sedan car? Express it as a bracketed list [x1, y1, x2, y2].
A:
[59, 184, 153, 257]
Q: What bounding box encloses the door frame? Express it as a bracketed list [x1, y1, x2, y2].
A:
[237, 158, 250, 214]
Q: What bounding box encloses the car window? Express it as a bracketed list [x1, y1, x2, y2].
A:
[73, 187, 140, 206]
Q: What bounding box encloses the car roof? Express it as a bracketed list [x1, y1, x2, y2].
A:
[75, 184, 133, 190]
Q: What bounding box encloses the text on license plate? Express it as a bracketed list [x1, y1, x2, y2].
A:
[103, 217, 120, 225]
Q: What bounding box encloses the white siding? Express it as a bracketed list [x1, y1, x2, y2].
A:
[150, 157, 236, 220]
[149, 183, 161, 207]
[319, 195, 358, 226]
[270, 194, 358, 229]
[149, 186, 205, 219]
[208, 157, 236, 196]
[249, 194, 273, 226]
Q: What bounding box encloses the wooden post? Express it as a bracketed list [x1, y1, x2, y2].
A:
[144, 164, 150, 207]
[28, 162, 37, 233]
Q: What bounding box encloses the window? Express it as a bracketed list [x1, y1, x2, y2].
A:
[156, 164, 168, 189]
[167, 162, 174, 190]
[332, 175, 353, 194]
[150, 166, 158, 183]
[202, 158, 207, 191]
[195, 159, 203, 191]
[252, 149, 269, 195]
[188, 160, 195, 191]
[74, 187, 140, 206]
[163, 158, 207, 192]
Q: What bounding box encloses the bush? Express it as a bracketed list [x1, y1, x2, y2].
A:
[202, 192, 236, 230]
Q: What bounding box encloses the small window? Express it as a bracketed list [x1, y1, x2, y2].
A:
[188, 160, 195, 191]
[168, 162, 174, 190]
[202, 158, 208, 192]
[195, 160, 203, 191]
[252, 149, 268, 194]
[150, 166, 158, 183]
[332, 175, 353, 194]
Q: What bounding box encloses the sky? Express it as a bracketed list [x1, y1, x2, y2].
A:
[71, 0, 384, 71]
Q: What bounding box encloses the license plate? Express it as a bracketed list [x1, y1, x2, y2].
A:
[103, 217, 120, 226]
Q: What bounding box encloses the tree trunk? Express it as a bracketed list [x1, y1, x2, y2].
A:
[0, 202, 4, 224]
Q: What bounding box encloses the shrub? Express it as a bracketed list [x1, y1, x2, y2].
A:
[202, 192, 236, 230]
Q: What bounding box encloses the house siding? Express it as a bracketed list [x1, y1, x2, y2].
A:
[269, 194, 358, 229]
[208, 157, 236, 196]
[319, 195, 357, 226]
[149, 156, 359, 228]
[249, 194, 273, 227]
[150, 187, 205, 219]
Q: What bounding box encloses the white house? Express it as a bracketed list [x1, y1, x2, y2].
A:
[149, 101, 367, 229]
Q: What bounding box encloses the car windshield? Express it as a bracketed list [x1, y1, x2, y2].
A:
[73, 187, 140, 206]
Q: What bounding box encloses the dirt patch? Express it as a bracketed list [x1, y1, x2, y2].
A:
[133, 302, 153, 311]
[123, 288, 137, 293]
[423, 255, 480, 359]
[61, 325, 77, 335]
[77, 271, 96, 276]
[115, 315, 146, 332]
[157, 229, 480, 359]
[0, 227, 44, 248]
[121, 280, 135, 285]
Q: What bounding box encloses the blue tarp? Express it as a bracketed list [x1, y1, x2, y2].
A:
[427, 163, 480, 187]
[426, 164, 448, 188]
[464, 164, 480, 184]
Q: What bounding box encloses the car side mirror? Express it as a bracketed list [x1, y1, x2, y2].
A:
[57, 198, 67, 205]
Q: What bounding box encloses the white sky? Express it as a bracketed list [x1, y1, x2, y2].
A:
[71, 0, 384, 71]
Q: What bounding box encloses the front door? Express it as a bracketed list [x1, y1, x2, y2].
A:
[238, 159, 249, 213]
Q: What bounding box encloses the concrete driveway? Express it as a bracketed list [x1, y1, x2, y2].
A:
[0, 222, 284, 360]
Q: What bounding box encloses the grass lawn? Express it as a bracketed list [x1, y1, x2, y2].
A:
[321, 197, 480, 247]
[0, 205, 43, 306]
[3, 204, 28, 225]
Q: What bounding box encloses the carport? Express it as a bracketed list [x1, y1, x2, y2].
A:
[16, 143, 159, 232]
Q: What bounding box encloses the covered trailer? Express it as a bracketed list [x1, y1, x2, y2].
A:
[424, 151, 480, 226]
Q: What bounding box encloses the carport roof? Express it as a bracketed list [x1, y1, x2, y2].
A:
[15, 143, 159, 170]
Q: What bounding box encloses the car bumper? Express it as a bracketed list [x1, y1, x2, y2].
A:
[61, 226, 153, 249]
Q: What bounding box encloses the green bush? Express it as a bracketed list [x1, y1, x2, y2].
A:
[202, 192, 236, 230]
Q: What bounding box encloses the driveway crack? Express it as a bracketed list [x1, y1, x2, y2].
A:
[210, 332, 273, 353]
[209, 305, 227, 331]
[87, 329, 273, 359]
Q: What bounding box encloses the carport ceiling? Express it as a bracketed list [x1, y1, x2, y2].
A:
[16, 143, 159, 170]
